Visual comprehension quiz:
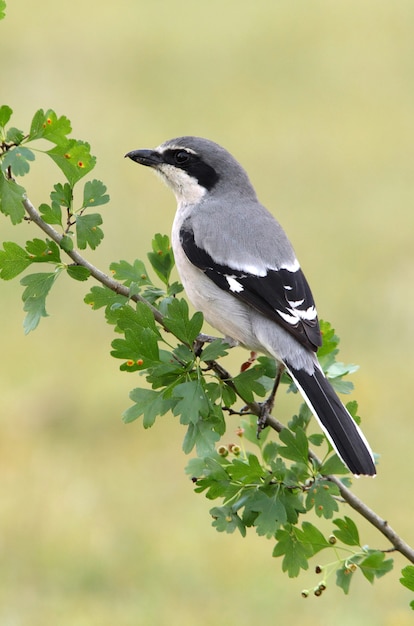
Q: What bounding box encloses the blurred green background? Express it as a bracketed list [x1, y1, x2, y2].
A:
[1, 1, 414, 624]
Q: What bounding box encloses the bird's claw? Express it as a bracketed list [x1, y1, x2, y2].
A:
[256, 399, 272, 438]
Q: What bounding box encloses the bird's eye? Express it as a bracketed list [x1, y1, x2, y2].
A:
[174, 150, 190, 165]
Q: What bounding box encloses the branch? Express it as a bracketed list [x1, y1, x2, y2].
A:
[22, 195, 164, 325]
[22, 194, 414, 565]
[201, 337, 414, 564]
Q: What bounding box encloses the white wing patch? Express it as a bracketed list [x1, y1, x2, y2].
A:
[280, 258, 300, 272]
[277, 302, 318, 326]
[226, 275, 244, 293]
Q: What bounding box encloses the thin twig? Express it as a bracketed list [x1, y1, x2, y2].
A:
[21, 194, 414, 565]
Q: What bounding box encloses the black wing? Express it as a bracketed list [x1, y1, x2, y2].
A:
[180, 226, 321, 352]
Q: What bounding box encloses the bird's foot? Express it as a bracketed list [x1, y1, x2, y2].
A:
[257, 398, 273, 437]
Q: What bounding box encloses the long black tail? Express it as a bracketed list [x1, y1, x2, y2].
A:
[286, 363, 376, 476]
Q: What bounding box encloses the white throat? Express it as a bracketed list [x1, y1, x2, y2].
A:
[155, 164, 206, 206]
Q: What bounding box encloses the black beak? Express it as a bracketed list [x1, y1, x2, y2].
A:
[125, 149, 163, 167]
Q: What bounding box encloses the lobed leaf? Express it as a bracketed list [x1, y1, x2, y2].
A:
[183, 419, 220, 456]
[0, 104, 12, 127]
[5, 127, 25, 144]
[20, 271, 60, 333]
[0, 241, 31, 279]
[123, 387, 173, 428]
[25, 238, 61, 264]
[359, 550, 393, 583]
[147, 233, 174, 285]
[273, 527, 311, 578]
[333, 516, 360, 546]
[66, 265, 91, 281]
[39, 202, 63, 226]
[82, 179, 109, 208]
[0, 174, 26, 224]
[172, 380, 210, 425]
[278, 426, 309, 465]
[319, 453, 349, 475]
[76, 213, 104, 250]
[400, 565, 414, 592]
[1, 146, 35, 176]
[200, 339, 230, 362]
[296, 521, 331, 556]
[110, 259, 151, 287]
[305, 480, 339, 518]
[47, 139, 96, 185]
[50, 182, 73, 208]
[163, 298, 203, 345]
[233, 367, 268, 403]
[210, 506, 246, 536]
[244, 490, 287, 537]
[29, 109, 72, 144]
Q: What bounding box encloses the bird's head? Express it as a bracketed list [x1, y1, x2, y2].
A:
[125, 136, 255, 206]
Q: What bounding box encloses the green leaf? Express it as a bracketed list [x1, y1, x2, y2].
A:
[0, 105, 12, 128]
[336, 563, 354, 595]
[278, 490, 306, 524]
[84, 285, 128, 322]
[262, 441, 280, 465]
[308, 433, 325, 446]
[0, 242, 31, 279]
[400, 565, 414, 592]
[47, 140, 96, 185]
[319, 453, 349, 475]
[278, 427, 309, 465]
[110, 259, 151, 287]
[39, 202, 63, 226]
[297, 521, 330, 556]
[111, 324, 160, 368]
[20, 271, 59, 333]
[318, 320, 339, 357]
[76, 213, 104, 250]
[191, 457, 233, 499]
[183, 419, 220, 455]
[25, 238, 61, 264]
[66, 265, 91, 281]
[233, 367, 268, 403]
[172, 380, 210, 424]
[167, 281, 184, 297]
[210, 505, 246, 536]
[333, 516, 360, 546]
[147, 233, 174, 285]
[245, 490, 287, 537]
[29, 109, 72, 144]
[50, 182, 72, 208]
[273, 527, 310, 577]
[82, 179, 109, 208]
[111, 303, 161, 364]
[200, 339, 230, 362]
[116, 301, 161, 338]
[400, 565, 414, 608]
[306, 481, 340, 518]
[1, 146, 35, 176]
[59, 234, 74, 252]
[0, 0, 5, 20]
[359, 550, 393, 583]
[123, 388, 173, 428]
[0, 174, 25, 224]
[163, 298, 203, 345]
[5, 127, 25, 144]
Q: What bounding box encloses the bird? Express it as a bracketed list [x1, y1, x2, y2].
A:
[126, 136, 376, 476]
